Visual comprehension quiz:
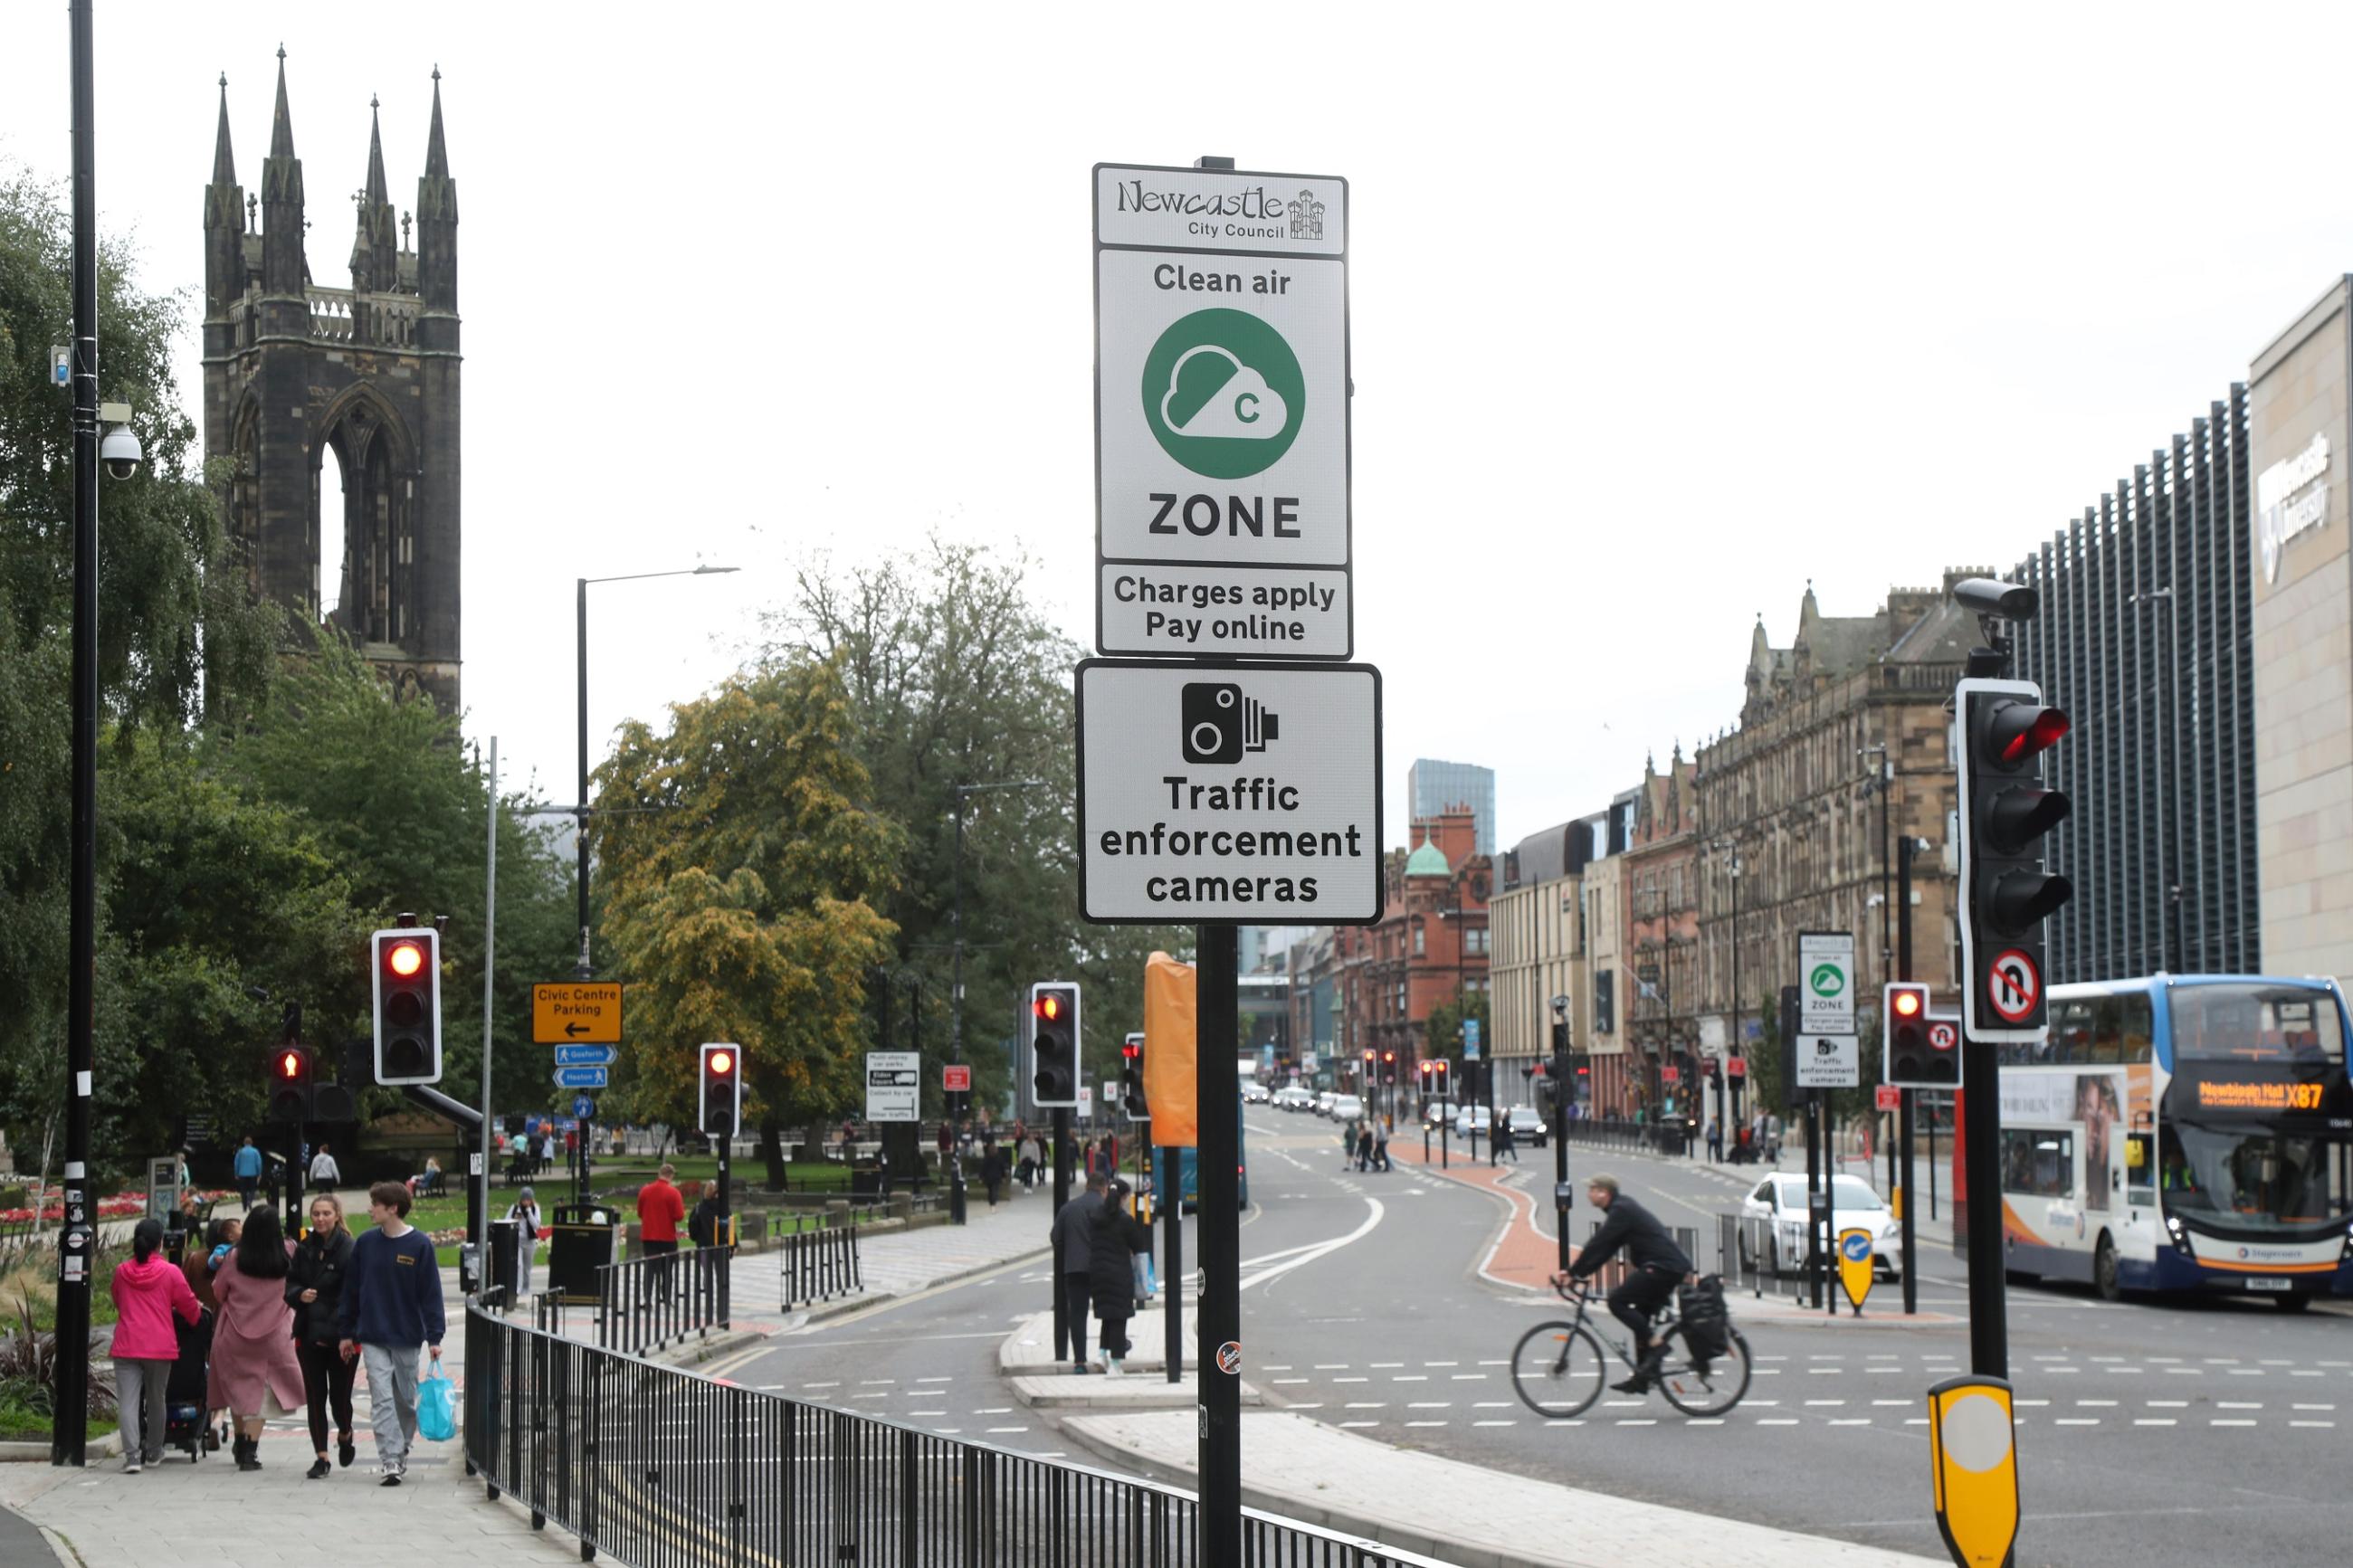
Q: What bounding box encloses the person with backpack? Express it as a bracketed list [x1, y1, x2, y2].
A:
[337, 1181, 446, 1487]
[286, 1193, 357, 1478]
[1563, 1174, 1692, 1395]
[110, 1218, 203, 1473]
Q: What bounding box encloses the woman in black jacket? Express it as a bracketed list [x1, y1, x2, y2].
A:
[285, 1193, 357, 1478]
[1086, 1180, 1148, 1374]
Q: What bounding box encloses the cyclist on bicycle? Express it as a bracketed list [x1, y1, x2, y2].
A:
[1560, 1174, 1690, 1394]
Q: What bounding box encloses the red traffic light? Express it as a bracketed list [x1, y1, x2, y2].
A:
[1893, 989, 1922, 1018]
[708, 1049, 735, 1077]
[278, 1050, 303, 1079]
[1121, 1041, 1140, 1060]
[1034, 995, 1062, 1022]
[386, 939, 424, 978]
[1991, 702, 2070, 766]
[1382, 1050, 1395, 1064]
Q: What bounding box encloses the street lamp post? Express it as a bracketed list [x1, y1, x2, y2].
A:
[572, 564, 737, 1203]
[948, 780, 1045, 1226]
[1710, 838, 1745, 1147]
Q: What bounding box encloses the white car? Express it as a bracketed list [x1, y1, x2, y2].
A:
[1506, 1106, 1548, 1148]
[1327, 1093, 1365, 1121]
[1313, 1092, 1338, 1118]
[1272, 1087, 1315, 1113]
[1739, 1173, 1903, 1280]
[1453, 1104, 1494, 1139]
[1241, 1082, 1271, 1105]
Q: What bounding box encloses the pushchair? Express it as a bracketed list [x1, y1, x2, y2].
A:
[160, 1306, 216, 1462]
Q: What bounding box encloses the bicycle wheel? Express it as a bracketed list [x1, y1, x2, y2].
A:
[1510, 1319, 1607, 1420]
[1657, 1326, 1752, 1418]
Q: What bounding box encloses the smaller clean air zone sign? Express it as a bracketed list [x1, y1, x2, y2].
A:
[1094, 164, 1350, 661]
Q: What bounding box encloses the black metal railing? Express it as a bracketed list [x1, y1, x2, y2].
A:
[1716, 1211, 1828, 1302]
[1558, 1117, 1701, 1155]
[593, 1244, 732, 1355]
[778, 1225, 862, 1309]
[464, 1301, 1453, 1567]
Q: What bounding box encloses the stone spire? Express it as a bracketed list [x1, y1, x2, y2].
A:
[211, 72, 235, 185]
[268, 45, 295, 158]
[203, 72, 245, 320]
[415, 67, 458, 313]
[351, 95, 398, 295]
[260, 45, 307, 296]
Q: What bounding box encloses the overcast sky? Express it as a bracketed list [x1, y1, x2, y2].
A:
[5, 2, 2348, 851]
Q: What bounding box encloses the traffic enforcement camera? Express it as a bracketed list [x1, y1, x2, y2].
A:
[269, 1045, 312, 1125]
[1882, 982, 1951, 1088]
[1120, 1032, 1148, 1119]
[1954, 678, 2073, 1042]
[370, 927, 442, 1085]
[1029, 982, 1081, 1107]
[699, 1042, 742, 1138]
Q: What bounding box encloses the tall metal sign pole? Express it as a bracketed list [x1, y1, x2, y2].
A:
[52, 0, 100, 1468]
[1081, 157, 1369, 1568]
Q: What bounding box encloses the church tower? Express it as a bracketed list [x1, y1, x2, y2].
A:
[203, 51, 462, 709]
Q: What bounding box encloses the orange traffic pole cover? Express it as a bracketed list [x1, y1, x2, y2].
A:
[1143, 951, 1197, 1146]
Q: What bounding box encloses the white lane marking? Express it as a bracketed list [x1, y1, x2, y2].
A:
[2217, 1402, 2262, 1410]
[2211, 1420, 2256, 1427]
[1406, 1402, 1450, 1409]
[1334, 1377, 1367, 1384]
[1426, 1360, 1460, 1368]
[1371, 1362, 1405, 1369]
[2291, 1421, 2337, 1429]
[1393, 1375, 1428, 1383]
[1340, 1421, 1379, 1429]
[2134, 1419, 2177, 1427]
[985, 1426, 1029, 1434]
[916, 1376, 951, 1383]
[1344, 1402, 1386, 1410]
[1273, 1379, 1310, 1385]
[1473, 1420, 1515, 1427]
[1452, 1374, 1488, 1382]
[2054, 1419, 2100, 1426]
[1405, 1421, 1447, 1428]
[1616, 1419, 1656, 1427]
[1240, 1198, 1386, 1292]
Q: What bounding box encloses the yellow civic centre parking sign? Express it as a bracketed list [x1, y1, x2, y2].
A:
[1837, 1225, 1875, 1314]
[1927, 1374, 2020, 1568]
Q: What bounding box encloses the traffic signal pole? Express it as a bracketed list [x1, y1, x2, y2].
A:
[1196, 923, 1241, 1568]
[1897, 832, 1918, 1316]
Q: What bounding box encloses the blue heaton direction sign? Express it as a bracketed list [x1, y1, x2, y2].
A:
[552, 1066, 609, 1089]
[552, 1044, 618, 1067]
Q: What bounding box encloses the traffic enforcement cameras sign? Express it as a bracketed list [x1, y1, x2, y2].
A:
[1094, 164, 1351, 661]
[1077, 659, 1380, 924]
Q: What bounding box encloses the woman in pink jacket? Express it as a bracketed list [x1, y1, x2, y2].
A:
[207, 1205, 307, 1471]
[110, 1218, 202, 1472]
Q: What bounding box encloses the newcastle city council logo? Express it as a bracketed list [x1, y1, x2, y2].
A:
[1289, 189, 1327, 242]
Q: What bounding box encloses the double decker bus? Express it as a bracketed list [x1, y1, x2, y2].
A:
[1972, 974, 2353, 1306]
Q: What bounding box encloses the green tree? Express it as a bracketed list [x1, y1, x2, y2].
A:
[1424, 987, 1491, 1070]
[594, 657, 900, 1186]
[0, 164, 275, 1178]
[764, 537, 1186, 1118]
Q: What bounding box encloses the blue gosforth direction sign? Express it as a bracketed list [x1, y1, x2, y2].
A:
[553, 1044, 618, 1067]
[552, 1066, 608, 1089]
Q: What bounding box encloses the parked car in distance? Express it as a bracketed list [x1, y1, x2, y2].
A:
[1507, 1106, 1548, 1147]
[1453, 1104, 1494, 1139]
[1738, 1173, 1903, 1279]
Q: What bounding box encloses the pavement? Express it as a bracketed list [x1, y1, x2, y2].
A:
[0, 1266, 578, 1568]
[1063, 1410, 1940, 1568]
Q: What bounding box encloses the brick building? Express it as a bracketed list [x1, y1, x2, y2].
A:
[1338, 811, 1491, 1094]
[1624, 750, 1701, 1117]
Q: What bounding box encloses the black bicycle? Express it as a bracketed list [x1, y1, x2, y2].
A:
[1510, 1273, 1752, 1420]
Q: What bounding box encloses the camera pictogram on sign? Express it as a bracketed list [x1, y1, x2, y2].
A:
[1181, 681, 1280, 765]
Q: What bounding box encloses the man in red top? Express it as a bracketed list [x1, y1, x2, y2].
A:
[637, 1163, 687, 1303]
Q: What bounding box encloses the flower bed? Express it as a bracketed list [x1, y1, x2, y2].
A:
[0, 1189, 200, 1226]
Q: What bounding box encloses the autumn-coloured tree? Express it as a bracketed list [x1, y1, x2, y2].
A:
[594, 657, 900, 1186]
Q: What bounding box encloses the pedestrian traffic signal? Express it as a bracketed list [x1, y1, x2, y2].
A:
[699, 1042, 742, 1137]
[1882, 982, 1950, 1088]
[1120, 1032, 1148, 1119]
[1955, 677, 2072, 1042]
[1029, 982, 1080, 1107]
[269, 1045, 312, 1125]
[370, 927, 442, 1085]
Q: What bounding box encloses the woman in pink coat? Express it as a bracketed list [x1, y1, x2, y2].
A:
[208, 1205, 306, 1471]
[110, 1218, 202, 1472]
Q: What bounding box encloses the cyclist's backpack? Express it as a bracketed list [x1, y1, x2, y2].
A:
[1678, 1274, 1731, 1362]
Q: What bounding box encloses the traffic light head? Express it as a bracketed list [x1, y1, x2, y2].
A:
[1957, 678, 2074, 1041]
[1381, 1049, 1396, 1085]
[1883, 983, 1950, 1088]
[269, 1044, 312, 1125]
[1028, 982, 1080, 1107]
[699, 1042, 742, 1137]
[1121, 1032, 1148, 1118]
[370, 927, 442, 1086]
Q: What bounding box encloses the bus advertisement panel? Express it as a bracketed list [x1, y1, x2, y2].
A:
[1975, 974, 2352, 1305]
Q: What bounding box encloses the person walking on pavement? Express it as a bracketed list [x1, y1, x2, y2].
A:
[978, 1139, 1007, 1207]
[1087, 1179, 1148, 1374]
[1562, 1174, 1693, 1395]
[1016, 1131, 1040, 1191]
[637, 1163, 687, 1304]
[337, 1181, 446, 1487]
[504, 1186, 542, 1297]
[286, 1193, 357, 1478]
[1494, 1108, 1519, 1163]
[110, 1218, 202, 1473]
[1355, 1118, 1375, 1172]
[232, 1136, 263, 1212]
[1372, 1117, 1391, 1173]
[210, 1204, 306, 1472]
[1051, 1171, 1108, 1373]
[1706, 1120, 1723, 1164]
[307, 1140, 340, 1193]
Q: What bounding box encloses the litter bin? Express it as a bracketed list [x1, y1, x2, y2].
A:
[486, 1218, 519, 1307]
[545, 1202, 620, 1304]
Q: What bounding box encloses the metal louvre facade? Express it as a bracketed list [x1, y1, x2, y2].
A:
[2012, 385, 2261, 983]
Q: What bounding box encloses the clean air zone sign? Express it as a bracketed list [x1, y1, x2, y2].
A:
[1094, 164, 1349, 660]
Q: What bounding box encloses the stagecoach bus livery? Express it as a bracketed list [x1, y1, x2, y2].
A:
[1980, 974, 2352, 1306]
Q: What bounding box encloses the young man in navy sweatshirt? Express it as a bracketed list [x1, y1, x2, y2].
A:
[338, 1180, 445, 1486]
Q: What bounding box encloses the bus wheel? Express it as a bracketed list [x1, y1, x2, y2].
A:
[2094, 1233, 2121, 1303]
[2274, 1293, 2312, 1313]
